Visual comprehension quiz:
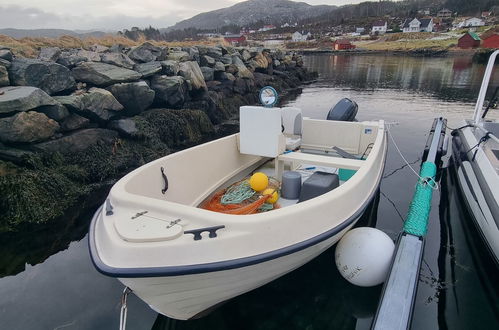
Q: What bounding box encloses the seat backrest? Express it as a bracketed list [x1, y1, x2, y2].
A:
[239, 106, 285, 157]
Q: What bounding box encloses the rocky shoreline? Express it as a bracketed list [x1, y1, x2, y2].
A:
[0, 42, 317, 232]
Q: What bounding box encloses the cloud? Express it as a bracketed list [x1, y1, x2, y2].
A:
[0, 1, 374, 30]
[0, 5, 183, 30]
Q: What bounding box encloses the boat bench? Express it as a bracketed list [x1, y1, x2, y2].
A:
[275, 151, 364, 180]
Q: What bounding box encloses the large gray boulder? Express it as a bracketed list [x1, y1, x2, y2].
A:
[53, 94, 83, 111]
[178, 61, 207, 91]
[240, 49, 251, 62]
[167, 51, 191, 62]
[198, 46, 222, 59]
[200, 55, 215, 67]
[76, 49, 101, 62]
[220, 54, 233, 65]
[214, 61, 225, 72]
[108, 118, 138, 138]
[38, 47, 61, 62]
[200, 67, 214, 81]
[107, 81, 155, 115]
[109, 44, 126, 53]
[232, 56, 253, 79]
[184, 47, 200, 62]
[78, 88, 123, 123]
[249, 52, 269, 70]
[0, 111, 59, 143]
[36, 103, 69, 121]
[72, 62, 141, 86]
[127, 42, 162, 63]
[0, 86, 57, 114]
[0, 66, 8, 86]
[89, 44, 109, 53]
[54, 88, 123, 123]
[134, 61, 162, 78]
[0, 49, 13, 61]
[160, 60, 179, 76]
[33, 128, 118, 153]
[57, 52, 87, 68]
[150, 75, 188, 108]
[101, 53, 135, 69]
[9, 58, 76, 95]
[59, 113, 90, 132]
[0, 58, 10, 68]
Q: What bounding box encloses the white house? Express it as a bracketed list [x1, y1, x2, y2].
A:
[371, 21, 387, 34]
[402, 18, 433, 33]
[292, 31, 311, 42]
[420, 18, 434, 32]
[458, 17, 486, 28]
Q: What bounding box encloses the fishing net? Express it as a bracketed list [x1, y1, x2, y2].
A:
[201, 177, 281, 214]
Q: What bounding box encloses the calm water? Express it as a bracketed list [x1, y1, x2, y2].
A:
[1, 54, 498, 330]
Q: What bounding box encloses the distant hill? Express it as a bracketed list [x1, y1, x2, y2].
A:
[0, 28, 109, 39]
[165, 0, 337, 31]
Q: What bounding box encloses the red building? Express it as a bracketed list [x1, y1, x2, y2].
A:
[333, 39, 355, 50]
[482, 34, 499, 48]
[224, 34, 246, 45]
[457, 32, 481, 49]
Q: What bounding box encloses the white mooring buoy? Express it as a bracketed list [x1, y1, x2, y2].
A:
[335, 227, 395, 287]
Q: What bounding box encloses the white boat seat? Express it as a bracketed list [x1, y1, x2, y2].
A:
[275, 151, 364, 180]
[114, 212, 183, 242]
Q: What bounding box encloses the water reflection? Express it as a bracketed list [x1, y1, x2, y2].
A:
[437, 165, 499, 328]
[305, 54, 499, 102]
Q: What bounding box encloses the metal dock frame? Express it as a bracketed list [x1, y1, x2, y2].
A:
[372, 117, 446, 330]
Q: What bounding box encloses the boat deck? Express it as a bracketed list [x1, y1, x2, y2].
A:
[198, 149, 364, 210]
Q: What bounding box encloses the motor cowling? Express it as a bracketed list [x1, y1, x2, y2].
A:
[326, 98, 358, 121]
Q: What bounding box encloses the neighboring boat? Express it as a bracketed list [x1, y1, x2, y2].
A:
[89, 99, 387, 320]
[451, 49, 499, 266]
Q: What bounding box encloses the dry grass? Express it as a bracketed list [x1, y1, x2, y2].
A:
[359, 38, 458, 51]
[0, 34, 227, 58]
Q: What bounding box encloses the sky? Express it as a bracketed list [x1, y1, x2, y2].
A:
[0, 0, 370, 31]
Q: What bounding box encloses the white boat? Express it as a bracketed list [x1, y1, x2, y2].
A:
[89, 103, 387, 320]
[451, 49, 499, 266]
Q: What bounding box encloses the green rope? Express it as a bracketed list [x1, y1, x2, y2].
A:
[258, 203, 274, 212]
[403, 161, 437, 237]
[221, 181, 255, 205]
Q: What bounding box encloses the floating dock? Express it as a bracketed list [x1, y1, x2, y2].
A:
[372, 117, 447, 329]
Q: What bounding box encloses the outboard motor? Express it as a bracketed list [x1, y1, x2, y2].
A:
[326, 98, 358, 121]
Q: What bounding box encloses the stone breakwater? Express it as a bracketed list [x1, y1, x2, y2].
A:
[0, 42, 316, 232]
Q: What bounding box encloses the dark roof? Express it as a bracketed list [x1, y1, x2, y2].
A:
[420, 18, 432, 28]
[372, 20, 386, 27]
[335, 39, 352, 45]
[402, 18, 413, 28]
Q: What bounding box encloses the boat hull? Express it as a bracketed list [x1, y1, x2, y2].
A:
[118, 220, 357, 320]
[451, 129, 499, 265]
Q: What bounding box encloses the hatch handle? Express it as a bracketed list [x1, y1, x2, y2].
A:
[161, 167, 168, 194]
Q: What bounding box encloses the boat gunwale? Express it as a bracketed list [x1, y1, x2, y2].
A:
[88, 144, 386, 278]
